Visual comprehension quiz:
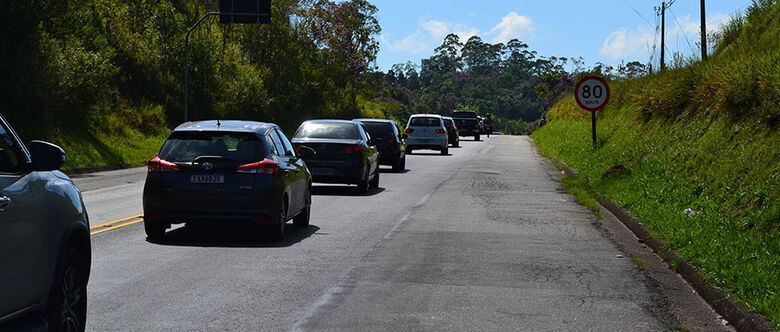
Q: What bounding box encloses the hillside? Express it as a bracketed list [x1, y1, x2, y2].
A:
[532, 1, 780, 327]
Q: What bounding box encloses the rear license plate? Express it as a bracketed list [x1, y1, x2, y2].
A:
[311, 168, 334, 176]
[191, 174, 225, 184]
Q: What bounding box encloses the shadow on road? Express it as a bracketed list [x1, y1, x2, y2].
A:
[312, 185, 385, 196]
[379, 167, 409, 174]
[408, 151, 452, 156]
[147, 223, 320, 248]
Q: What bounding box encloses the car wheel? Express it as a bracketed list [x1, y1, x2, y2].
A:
[293, 189, 311, 228]
[400, 156, 406, 170]
[370, 167, 380, 189]
[356, 167, 370, 194]
[475, 134, 480, 141]
[454, 139, 459, 147]
[406, 149, 413, 155]
[393, 156, 405, 172]
[441, 145, 448, 155]
[144, 220, 166, 240]
[271, 201, 287, 240]
[46, 245, 87, 332]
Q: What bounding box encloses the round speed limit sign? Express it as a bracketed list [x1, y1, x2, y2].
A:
[574, 76, 610, 112]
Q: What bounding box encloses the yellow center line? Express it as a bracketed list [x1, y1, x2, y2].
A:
[90, 218, 144, 236]
[90, 214, 144, 230]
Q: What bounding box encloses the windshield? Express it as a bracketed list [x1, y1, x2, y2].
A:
[294, 122, 360, 139]
[409, 117, 441, 127]
[453, 111, 477, 118]
[361, 122, 394, 138]
[158, 131, 265, 163]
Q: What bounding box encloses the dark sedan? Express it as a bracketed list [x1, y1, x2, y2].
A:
[291, 120, 380, 193]
[142, 120, 315, 240]
[354, 118, 407, 172]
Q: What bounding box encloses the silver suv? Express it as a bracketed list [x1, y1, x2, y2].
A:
[405, 114, 449, 155]
[0, 114, 91, 331]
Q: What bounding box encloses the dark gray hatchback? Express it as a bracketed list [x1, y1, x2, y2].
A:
[142, 120, 315, 240]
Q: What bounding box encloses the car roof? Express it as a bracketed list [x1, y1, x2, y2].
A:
[441, 116, 454, 120]
[409, 114, 443, 118]
[173, 120, 276, 134]
[302, 119, 359, 125]
[354, 118, 396, 124]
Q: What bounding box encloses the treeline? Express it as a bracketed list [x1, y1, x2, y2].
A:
[371, 34, 650, 134]
[0, 0, 381, 141]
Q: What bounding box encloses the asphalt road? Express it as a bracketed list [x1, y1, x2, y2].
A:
[76, 135, 728, 331]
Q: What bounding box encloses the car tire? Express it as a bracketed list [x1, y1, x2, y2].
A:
[45, 245, 87, 332]
[406, 149, 413, 155]
[293, 189, 311, 228]
[441, 145, 448, 155]
[475, 134, 480, 141]
[356, 167, 370, 194]
[393, 156, 405, 172]
[271, 201, 287, 240]
[144, 220, 166, 240]
[453, 140, 459, 148]
[370, 167, 380, 189]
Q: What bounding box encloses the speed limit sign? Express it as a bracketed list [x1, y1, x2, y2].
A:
[574, 76, 610, 112]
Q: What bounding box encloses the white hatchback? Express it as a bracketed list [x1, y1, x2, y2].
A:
[405, 114, 449, 155]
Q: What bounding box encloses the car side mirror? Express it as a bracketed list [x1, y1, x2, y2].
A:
[297, 146, 316, 159]
[368, 138, 379, 146]
[30, 140, 65, 171]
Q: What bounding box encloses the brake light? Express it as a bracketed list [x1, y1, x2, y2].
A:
[148, 156, 179, 173]
[295, 145, 302, 151]
[236, 158, 279, 175]
[435, 129, 446, 134]
[405, 128, 414, 133]
[388, 138, 395, 144]
[254, 215, 269, 223]
[342, 146, 361, 152]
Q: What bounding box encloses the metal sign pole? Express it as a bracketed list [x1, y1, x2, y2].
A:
[183, 11, 270, 122]
[592, 112, 597, 148]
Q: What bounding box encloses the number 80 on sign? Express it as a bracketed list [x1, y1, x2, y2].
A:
[574, 76, 610, 112]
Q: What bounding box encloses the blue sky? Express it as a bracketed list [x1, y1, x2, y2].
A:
[372, 0, 752, 71]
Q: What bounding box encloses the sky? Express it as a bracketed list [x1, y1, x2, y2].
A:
[371, 0, 753, 71]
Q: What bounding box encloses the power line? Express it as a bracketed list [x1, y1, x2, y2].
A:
[669, 7, 697, 56]
[624, 0, 656, 30]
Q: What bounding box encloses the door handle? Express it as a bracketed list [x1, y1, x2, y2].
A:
[0, 196, 11, 211]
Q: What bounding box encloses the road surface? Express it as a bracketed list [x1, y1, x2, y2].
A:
[77, 135, 728, 331]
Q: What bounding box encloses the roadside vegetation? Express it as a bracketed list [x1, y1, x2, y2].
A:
[533, 0, 780, 326]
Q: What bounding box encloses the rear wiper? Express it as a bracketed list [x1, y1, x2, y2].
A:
[194, 155, 235, 162]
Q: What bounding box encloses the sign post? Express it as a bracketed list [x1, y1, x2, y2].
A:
[574, 76, 610, 148]
[184, 0, 271, 122]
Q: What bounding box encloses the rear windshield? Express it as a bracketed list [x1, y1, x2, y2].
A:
[409, 117, 441, 127]
[158, 131, 265, 163]
[361, 122, 394, 138]
[453, 111, 477, 118]
[294, 122, 360, 139]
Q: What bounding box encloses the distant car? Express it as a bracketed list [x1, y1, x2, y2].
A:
[291, 120, 380, 193]
[405, 114, 449, 155]
[441, 116, 460, 147]
[143, 120, 315, 240]
[452, 110, 481, 141]
[354, 119, 407, 172]
[0, 113, 91, 331]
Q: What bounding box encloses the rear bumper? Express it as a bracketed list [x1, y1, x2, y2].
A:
[459, 129, 479, 136]
[143, 182, 280, 225]
[406, 136, 447, 147]
[305, 160, 367, 184]
[378, 150, 402, 165]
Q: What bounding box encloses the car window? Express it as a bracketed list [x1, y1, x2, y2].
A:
[409, 117, 441, 127]
[0, 123, 25, 173]
[294, 122, 360, 139]
[268, 130, 286, 156]
[360, 124, 371, 141]
[158, 131, 266, 163]
[361, 122, 394, 139]
[273, 128, 295, 156]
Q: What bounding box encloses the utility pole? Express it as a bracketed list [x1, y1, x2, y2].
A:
[660, 2, 666, 71]
[701, 0, 707, 60]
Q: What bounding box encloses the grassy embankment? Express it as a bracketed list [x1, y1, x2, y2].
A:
[532, 2, 779, 326]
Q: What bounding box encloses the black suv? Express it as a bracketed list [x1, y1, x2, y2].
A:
[0, 114, 91, 331]
[142, 120, 315, 240]
[354, 119, 407, 172]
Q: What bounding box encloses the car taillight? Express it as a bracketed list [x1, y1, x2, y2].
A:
[405, 128, 414, 133]
[236, 158, 279, 175]
[342, 146, 361, 152]
[388, 138, 395, 144]
[148, 156, 179, 173]
[435, 129, 446, 134]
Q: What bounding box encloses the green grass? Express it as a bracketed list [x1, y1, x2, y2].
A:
[560, 175, 602, 220]
[53, 129, 170, 170]
[533, 5, 780, 325]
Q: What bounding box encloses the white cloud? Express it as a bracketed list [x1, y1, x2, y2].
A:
[488, 12, 534, 44]
[599, 12, 730, 60]
[381, 19, 481, 54]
